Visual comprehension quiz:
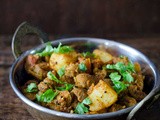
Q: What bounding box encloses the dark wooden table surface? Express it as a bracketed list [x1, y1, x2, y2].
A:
[0, 35, 160, 120]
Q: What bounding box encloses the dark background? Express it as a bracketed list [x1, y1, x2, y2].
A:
[0, 0, 160, 37]
[0, 1, 160, 120]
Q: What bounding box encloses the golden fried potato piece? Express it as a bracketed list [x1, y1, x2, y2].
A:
[49, 52, 77, 71]
[93, 49, 113, 63]
[88, 80, 118, 112]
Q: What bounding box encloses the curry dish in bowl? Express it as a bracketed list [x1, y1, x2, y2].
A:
[10, 22, 159, 120]
[21, 42, 146, 114]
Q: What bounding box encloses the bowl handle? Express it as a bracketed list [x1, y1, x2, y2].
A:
[127, 72, 160, 120]
[12, 21, 49, 59]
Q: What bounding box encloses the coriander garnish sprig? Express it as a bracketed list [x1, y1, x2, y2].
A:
[47, 71, 73, 91]
[36, 42, 74, 57]
[74, 97, 92, 114]
[106, 61, 135, 93]
[36, 89, 58, 103]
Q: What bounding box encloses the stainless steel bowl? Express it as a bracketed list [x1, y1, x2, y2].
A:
[9, 22, 160, 120]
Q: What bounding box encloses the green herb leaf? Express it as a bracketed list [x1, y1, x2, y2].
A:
[121, 71, 134, 83]
[47, 71, 63, 84]
[112, 81, 128, 94]
[57, 66, 65, 77]
[108, 64, 134, 94]
[36, 42, 54, 57]
[36, 89, 58, 103]
[82, 97, 92, 105]
[109, 72, 127, 94]
[106, 62, 127, 72]
[75, 103, 89, 114]
[74, 97, 92, 114]
[26, 83, 38, 93]
[106, 61, 135, 83]
[82, 52, 94, 58]
[78, 63, 87, 72]
[56, 83, 73, 91]
[48, 71, 73, 91]
[53, 43, 74, 54]
[127, 61, 135, 73]
[115, 62, 127, 72]
[109, 72, 121, 82]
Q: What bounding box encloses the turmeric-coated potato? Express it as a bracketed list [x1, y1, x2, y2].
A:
[88, 80, 118, 112]
[93, 49, 113, 63]
[49, 52, 77, 71]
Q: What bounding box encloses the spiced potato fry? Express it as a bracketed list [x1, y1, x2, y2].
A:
[88, 80, 118, 112]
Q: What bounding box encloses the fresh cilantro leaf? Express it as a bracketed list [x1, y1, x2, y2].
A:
[126, 61, 135, 73]
[106, 64, 115, 69]
[109, 72, 127, 94]
[53, 42, 62, 53]
[53, 43, 74, 54]
[115, 62, 127, 72]
[56, 83, 73, 91]
[106, 62, 127, 73]
[106, 61, 135, 83]
[26, 83, 38, 93]
[75, 103, 89, 114]
[74, 97, 92, 114]
[112, 81, 128, 94]
[48, 71, 73, 91]
[57, 66, 65, 77]
[79, 63, 87, 72]
[122, 71, 134, 83]
[82, 52, 94, 58]
[109, 72, 121, 81]
[36, 42, 54, 57]
[36, 89, 58, 103]
[82, 97, 92, 105]
[47, 71, 63, 84]
[106, 62, 127, 72]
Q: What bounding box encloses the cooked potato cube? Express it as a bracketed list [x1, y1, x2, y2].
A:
[88, 80, 117, 112]
[49, 52, 77, 71]
[93, 49, 113, 63]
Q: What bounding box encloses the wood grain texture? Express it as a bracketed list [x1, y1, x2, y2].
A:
[0, 0, 160, 34]
[0, 35, 160, 120]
